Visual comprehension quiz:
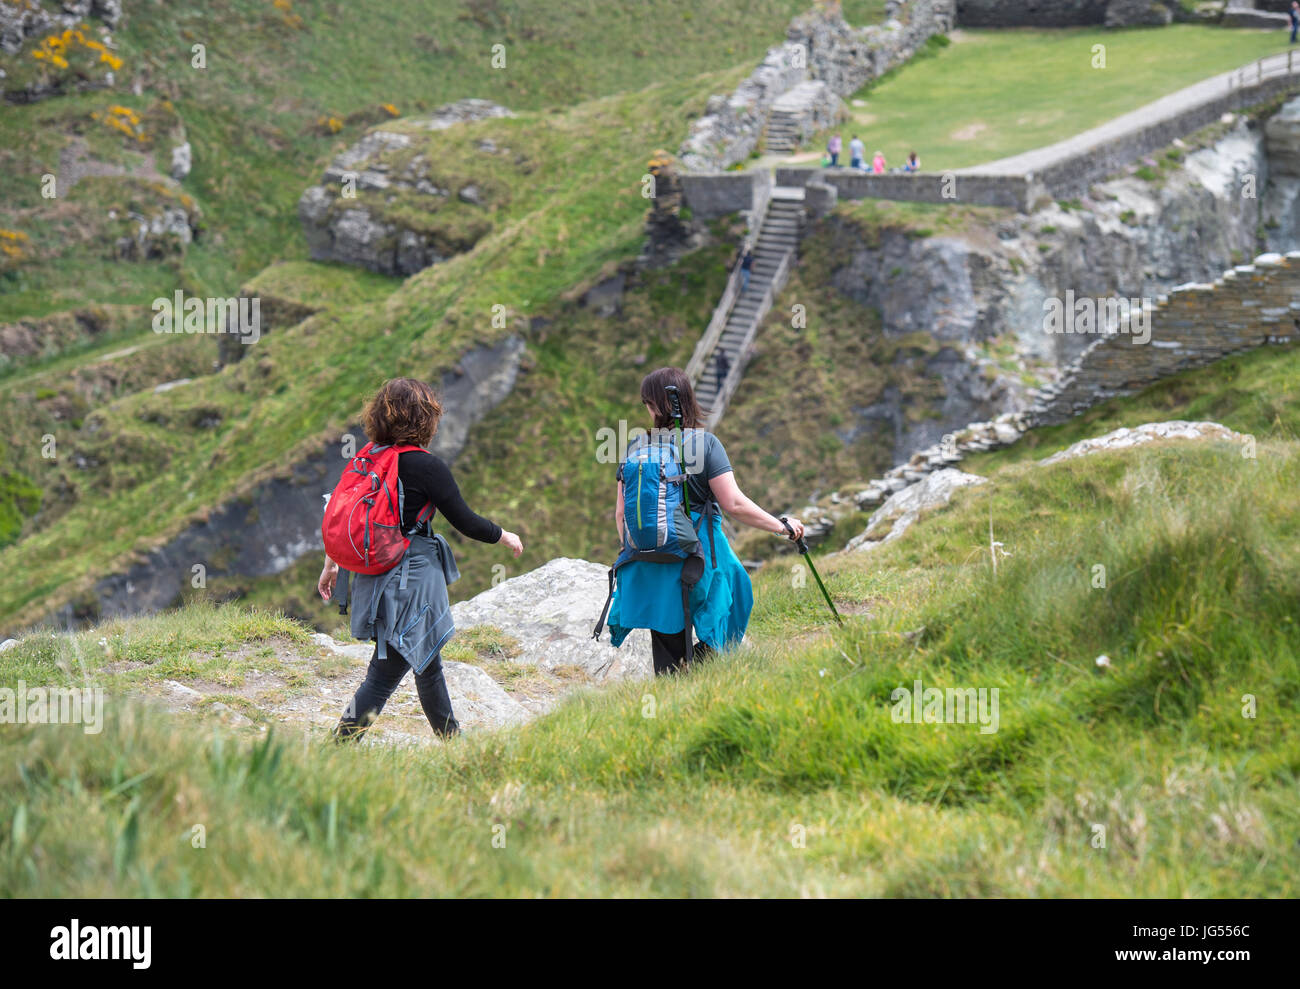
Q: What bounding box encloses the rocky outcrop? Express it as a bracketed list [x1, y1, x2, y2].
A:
[450, 558, 654, 682]
[298, 99, 513, 277]
[46, 336, 526, 628]
[678, 1, 955, 171]
[0, 0, 121, 55]
[90, 557, 653, 743]
[641, 152, 708, 268]
[1037, 420, 1249, 464]
[837, 421, 1245, 554]
[847, 468, 987, 551]
[112, 197, 200, 261]
[1104, 0, 1174, 25]
[1221, 5, 1289, 29]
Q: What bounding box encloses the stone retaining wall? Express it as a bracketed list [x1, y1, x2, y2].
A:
[1031, 252, 1300, 424]
[680, 172, 769, 220]
[1027, 72, 1300, 200]
[776, 166, 1036, 209]
[953, 0, 1172, 26]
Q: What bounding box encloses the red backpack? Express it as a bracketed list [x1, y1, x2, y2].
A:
[322, 442, 434, 575]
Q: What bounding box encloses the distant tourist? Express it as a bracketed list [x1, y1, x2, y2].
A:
[739, 244, 754, 294]
[872, 150, 886, 174]
[715, 349, 731, 393]
[903, 150, 921, 173]
[849, 135, 865, 169]
[1291, 2, 1298, 44]
[827, 133, 842, 167]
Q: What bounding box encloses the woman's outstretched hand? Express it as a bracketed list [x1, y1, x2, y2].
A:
[318, 558, 339, 601]
[780, 516, 805, 541]
[499, 530, 524, 557]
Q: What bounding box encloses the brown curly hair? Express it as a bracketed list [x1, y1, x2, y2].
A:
[362, 378, 443, 448]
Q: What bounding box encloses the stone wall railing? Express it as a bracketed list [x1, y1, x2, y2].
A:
[1031, 252, 1300, 425]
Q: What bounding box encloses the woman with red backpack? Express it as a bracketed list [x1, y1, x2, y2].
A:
[317, 377, 523, 740]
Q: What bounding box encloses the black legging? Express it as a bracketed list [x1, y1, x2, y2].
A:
[335, 643, 459, 739]
[649, 629, 713, 676]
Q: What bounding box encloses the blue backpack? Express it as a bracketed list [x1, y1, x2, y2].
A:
[593, 432, 717, 657]
[621, 439, 700, 557]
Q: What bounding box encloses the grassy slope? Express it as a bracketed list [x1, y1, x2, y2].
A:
[0, 0, 822, 322]
[831, 25, 1290, 171]
[2, 347, 1297, 894]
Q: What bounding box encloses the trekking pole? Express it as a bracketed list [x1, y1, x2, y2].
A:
[664, 384, 689, 516]
[781, 516, 843, 625]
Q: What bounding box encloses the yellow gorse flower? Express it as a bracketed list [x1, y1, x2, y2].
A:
[0, 229, 31, 263]
[30, 26, 124, 74]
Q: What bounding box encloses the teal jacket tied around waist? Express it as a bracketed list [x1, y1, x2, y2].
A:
[606, 508, 753, 650]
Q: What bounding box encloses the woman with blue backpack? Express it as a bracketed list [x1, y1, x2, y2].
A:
[317, 377, 524, 740]
[593, 367, 804, 674]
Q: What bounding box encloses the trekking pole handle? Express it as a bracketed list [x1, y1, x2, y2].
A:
[780, 516, 809, 554]
[664, 384, 684, 423]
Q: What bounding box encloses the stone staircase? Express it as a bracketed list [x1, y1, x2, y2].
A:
[690, 188, 805, 424]
[764, 109, 802, 154]
[763, 80, 834, 155]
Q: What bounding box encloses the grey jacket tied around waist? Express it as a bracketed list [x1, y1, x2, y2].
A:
[346, 533, 460, 674]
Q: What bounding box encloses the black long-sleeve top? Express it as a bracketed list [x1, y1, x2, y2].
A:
[398, 450, 501, 543]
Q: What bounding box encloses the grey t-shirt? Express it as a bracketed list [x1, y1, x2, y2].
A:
[621, 427, 732, 508]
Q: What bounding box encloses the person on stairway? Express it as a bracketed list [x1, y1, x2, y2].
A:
[715, 349, 731, 394]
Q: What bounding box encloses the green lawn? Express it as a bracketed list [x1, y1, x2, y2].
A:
[830, 25, 1292, 172]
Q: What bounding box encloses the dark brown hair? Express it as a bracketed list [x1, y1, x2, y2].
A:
[640, 367, 707, 430]
[362, 377, 443, 448]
